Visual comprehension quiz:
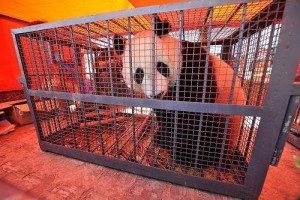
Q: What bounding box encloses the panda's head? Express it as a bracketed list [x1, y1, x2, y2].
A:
[113, 16, 181, 98]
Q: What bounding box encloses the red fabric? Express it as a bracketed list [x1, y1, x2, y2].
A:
[0, 17, 28, 92]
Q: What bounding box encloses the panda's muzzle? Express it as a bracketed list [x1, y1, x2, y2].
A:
[150, 93, 162, 99]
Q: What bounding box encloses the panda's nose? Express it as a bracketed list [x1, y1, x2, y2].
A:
[150, 93, 162, 99]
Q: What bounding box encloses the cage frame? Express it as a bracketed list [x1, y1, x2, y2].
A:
[11, 0, 300, 199]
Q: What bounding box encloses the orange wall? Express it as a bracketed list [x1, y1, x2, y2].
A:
[0, 16, 28, 92]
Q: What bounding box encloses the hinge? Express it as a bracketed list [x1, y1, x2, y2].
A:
[271, 96, 299, 166]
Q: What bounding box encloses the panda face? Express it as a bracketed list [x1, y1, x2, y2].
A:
[114, 30, 181, 98]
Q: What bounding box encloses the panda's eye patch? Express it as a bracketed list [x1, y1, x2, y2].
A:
[134, 68, 144, 84]
[156, 62, 170, 77]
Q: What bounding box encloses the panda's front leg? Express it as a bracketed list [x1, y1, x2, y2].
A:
[153, 109, 173, 149]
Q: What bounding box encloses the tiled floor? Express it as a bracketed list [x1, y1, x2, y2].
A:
[0, 124, 299, 199]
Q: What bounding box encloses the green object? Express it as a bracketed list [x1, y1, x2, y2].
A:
[294, 156, 300, 169]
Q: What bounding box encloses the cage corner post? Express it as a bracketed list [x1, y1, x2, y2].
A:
[244, 0, 300, 197]
[10, 31, 45, 150]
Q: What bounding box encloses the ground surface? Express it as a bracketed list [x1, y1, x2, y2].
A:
[0, 124, 299, 200]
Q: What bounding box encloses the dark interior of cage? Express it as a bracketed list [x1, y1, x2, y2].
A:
[19, 2, 284, 184]
[291, 105, 300, 137]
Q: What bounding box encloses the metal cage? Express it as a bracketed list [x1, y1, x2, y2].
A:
[11, 0, 300, 199]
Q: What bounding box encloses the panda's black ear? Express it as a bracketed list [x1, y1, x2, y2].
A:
[154, 16, 170, 36]
[113, 35, 125, 55]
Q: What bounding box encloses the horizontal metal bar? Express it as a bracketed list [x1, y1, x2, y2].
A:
[12, 0, 258, 34]
[27, 89, 263, 116]
[39, 141, 256, 199]
[291, 83, 300, 95]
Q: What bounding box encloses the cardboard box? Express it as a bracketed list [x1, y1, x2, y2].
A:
[10, 103, 33, 125]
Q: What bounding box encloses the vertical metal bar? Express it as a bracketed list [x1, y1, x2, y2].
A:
[46, 41, 53, 64]
[86, 23, 97, 94]
[69, 26, 83, 92]
[35, 38, 49, 91]
[28, 33, 42, 90]
[53, 29, 68, 92]
[151, 14, 156, 166]
[128, 16, 137, 161]
[56, 36, 77, 131]
[171, 10, 184, 169]
[12, 34, 43, 146]
[232, 43, 236, 61]
[35, 37, 54, 143]
[39, 32, 54, 92]
[94, 51, 100, 95]
[69, 25, 91, 151]
[52, 29, 66, 146]
[246, 29, 262, 105]
[217, 3, 247, 180]
[194, 7, 213, 171]
[244, 116, 257, 158]
[237, 32, 252, 148]
[86, 23, 104, 154]
[55, 31, 78, 130]
[238, 29, 262, 150]
[68, 45, 72, 62]
[256, 21, 276, 106]
[229, 3, 247, 103]
[106, 20, 119, 158]
[96, 105, 105, 155]
[29, 34, 59, 144]
[272, 96, 300, 165]
[295, 105, 300, 122]
[241, 35, 251, 87]
[29, 35, 53, 143]
[39, 32, 68, 146]
[51, 41, 78, 146]
[243, 23, 276, 159]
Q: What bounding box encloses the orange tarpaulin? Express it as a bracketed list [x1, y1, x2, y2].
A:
[0, 17, 27, 91]
[0, 0, 135, 92]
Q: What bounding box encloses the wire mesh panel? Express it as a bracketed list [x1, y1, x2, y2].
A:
[12, 0, 299, 199]
[16, 1, 284, 107]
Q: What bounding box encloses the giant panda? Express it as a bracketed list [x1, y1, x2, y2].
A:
[113, 16, 245, 169]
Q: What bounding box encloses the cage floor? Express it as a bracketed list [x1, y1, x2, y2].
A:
[41, 112, 246, 184]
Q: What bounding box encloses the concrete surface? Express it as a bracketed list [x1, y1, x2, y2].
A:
[0, 124, 299, 200]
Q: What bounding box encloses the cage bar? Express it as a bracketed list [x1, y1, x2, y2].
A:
[194, 6, 213, 171]
[171, 10, 184, 169]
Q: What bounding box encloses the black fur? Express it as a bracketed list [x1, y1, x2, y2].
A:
[153, 42, 227, 168]
[154, 15, 171, 36]
[156, 62, 170, 77]
[113, 35, 125, 55]
[134, 68, 144, 84]
[113, 16, 170, 55]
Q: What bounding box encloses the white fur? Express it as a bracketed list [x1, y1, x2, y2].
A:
[121, 31, 181, 98]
